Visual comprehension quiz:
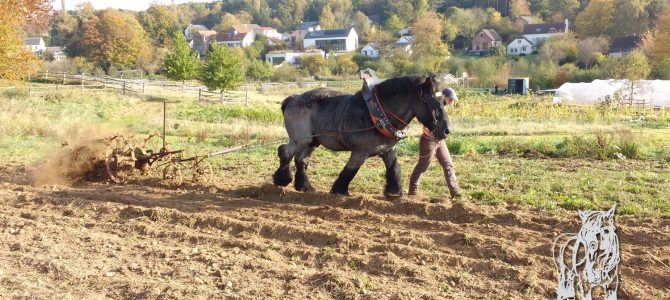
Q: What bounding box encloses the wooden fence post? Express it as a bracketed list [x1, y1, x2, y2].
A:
[198, 88, 202, 102]
[244, 80, 248, 106]
[45, 70, 49, 82]
[220, 91, 224, 103]
[123, 81, 126, 95]
[142, 82, 146, 95]
[62, 72, 66, 84]
[80, 73, 84, 92]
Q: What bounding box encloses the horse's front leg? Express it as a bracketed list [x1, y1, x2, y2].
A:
[381, 147, 402, 198]
[330, 151, 368, 196]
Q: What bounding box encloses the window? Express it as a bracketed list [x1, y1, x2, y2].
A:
[315, 39, 346, 51]
[522, 46, 527, 51]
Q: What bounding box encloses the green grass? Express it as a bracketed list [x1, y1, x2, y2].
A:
[1, 85, 669, 217]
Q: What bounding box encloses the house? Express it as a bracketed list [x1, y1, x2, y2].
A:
[471, 29, 503, 53]
[609, 36, 642, 57]
[265, 49, 326, 65]
[230, 24, 259, 34]
[24, 37, 45, 53]
[44, 46, 66, 61]
[507, 37, 534, 56]
[395, 36, 413, 54]
[361, 43, 379, 58]
[290, 21, 321, 44]
[215, 31, 255, 48]
[522, 19, 569, 45]
[303, 27, 358, 52]
[192, 30, 218, 54]
[254, 26, 283, 40]
[513, 16, 535, 31]
[398, 27, 412, 37]
[184, 24, 208, 40]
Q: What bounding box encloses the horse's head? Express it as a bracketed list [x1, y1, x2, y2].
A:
[415, 75, 451, 140]
[578, 206, 617, 264]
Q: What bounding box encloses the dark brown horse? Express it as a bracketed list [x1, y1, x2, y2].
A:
[272, 75, 450, 196]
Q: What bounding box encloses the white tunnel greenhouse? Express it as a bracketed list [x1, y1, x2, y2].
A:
[553, 80, 670, 108]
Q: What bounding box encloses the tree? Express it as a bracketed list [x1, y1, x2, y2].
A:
[214, 13, 241, 32]
[0, 0, 51, 80]
[642, 9, 670, 75]
[415, 0, 428, 16]
[509, 0, 531, 16]
[548, 0, 580, 20]
[82, 9, 152, 70]
[385, 0, 414, 23]
[200, 44, 245, 92]
[598, 50, 651, 104]
[163, 34, 201, 82]
[319, 4, 337, 29]
[442, 19, 459, 43]
[577, 37, 609, 67]
[613, 0, 650, 37]
[246, 59, 274, 80]
[384, 14, 406, 32]
[140, 4, 180, 47]
[300, 55, 328, 76]
[448, 7, 487, 48]
[539, 34, 578, 65]
[411, 11, 449, 58]
[352, 11, 371, 42]
[575, 0, 615, 37]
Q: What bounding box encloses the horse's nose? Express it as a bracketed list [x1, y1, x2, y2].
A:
[444, 128, 450, 136]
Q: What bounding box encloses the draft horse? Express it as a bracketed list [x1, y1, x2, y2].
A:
[272, 75, 451, 197]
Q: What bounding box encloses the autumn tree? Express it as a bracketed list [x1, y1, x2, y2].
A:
[352, 11, 371, 42]
[0, 0, 51, 80]
[448, 7, 487, 48]
[319, 4, 337, 29]
[385, 0, 414, 24]
[201, 44, 245, 92]
[575, 0, 614, 37]
[577, 37, 610, 67]
[642, 9, 670, 74]
[411, 11, 449, 58]
[140, 4, 180, 47]
[509, 0, 531, 16]
[598, 50, 651, 104]
[384, 14, 406, 32]
[539, 34, 578, 65]
[300, 55, 328, 76]
[214, 13, 241, 32]
[548, 0, 580, 20]
[246, 59, 274, 80]
[82, 9, 152, 70]
[613, 0, 650, 37]
[162, 34, 201, 82]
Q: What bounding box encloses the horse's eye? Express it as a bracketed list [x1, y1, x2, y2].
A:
[589, 242, 597, 250]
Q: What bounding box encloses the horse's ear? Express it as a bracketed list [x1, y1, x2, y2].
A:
[605, 206, 616, 219]
[579, 211, 590, 222]
[423, 74, 436, 89]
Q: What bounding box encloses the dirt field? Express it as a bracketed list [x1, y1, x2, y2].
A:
[0, 162, 668, 300]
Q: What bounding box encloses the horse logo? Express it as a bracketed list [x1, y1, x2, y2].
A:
[553, 206, 620, 300]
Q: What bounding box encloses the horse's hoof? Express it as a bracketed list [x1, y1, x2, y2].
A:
[330, 189, 349, 196]
[272, 168, 292, 187]
[384, 191, 403, 199]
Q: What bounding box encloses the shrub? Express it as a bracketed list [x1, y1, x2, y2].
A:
[272, 63, 302, 82]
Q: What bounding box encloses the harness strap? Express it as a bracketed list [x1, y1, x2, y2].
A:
[361, 75, 407, 140]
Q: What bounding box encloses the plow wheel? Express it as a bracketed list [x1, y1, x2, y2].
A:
[105, 135, 135, 183]
[191, 160, 213, 184]
[162, 163, 183, 187]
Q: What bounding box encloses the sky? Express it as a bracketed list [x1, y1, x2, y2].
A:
[53, 0, 211, 11]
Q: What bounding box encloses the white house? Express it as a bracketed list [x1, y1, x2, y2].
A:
[254, 26, 283, 40]
[507, 37, 534, 56]
[216, 31, 255, 48]
[265, 49, 326, 65]
[24, 37, 45, 53]
[395, 36, 413, 54]
[44, 46, 67, 61]
[303, 27, 358, 52]
[522, 19, 569, 45]
[361, 43, 379, 58]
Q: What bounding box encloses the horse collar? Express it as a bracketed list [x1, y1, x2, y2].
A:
[362, 77, 407, 140]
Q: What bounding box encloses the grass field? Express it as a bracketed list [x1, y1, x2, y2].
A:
[1, 85, 669, 217]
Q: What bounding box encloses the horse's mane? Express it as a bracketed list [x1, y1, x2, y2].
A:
[374, 75, 427, 101]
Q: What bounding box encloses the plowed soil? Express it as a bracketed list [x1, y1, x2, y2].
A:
[0, 163, 668, 299]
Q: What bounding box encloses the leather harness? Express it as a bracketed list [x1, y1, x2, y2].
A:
[360, 69, 407, 141]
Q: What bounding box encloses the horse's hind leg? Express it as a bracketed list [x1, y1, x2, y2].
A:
[330, 151, 368, 196]
[273, 140, 310, 187]
[273, 143, 294, 186]
[294, 146, 316, 192]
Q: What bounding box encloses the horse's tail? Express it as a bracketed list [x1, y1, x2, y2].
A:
[281, 95, 295, 113]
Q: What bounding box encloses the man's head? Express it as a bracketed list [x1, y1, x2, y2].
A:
[442, 87, 458, 105]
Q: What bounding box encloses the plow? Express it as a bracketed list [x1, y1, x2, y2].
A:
[103, 102, 248, 185]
